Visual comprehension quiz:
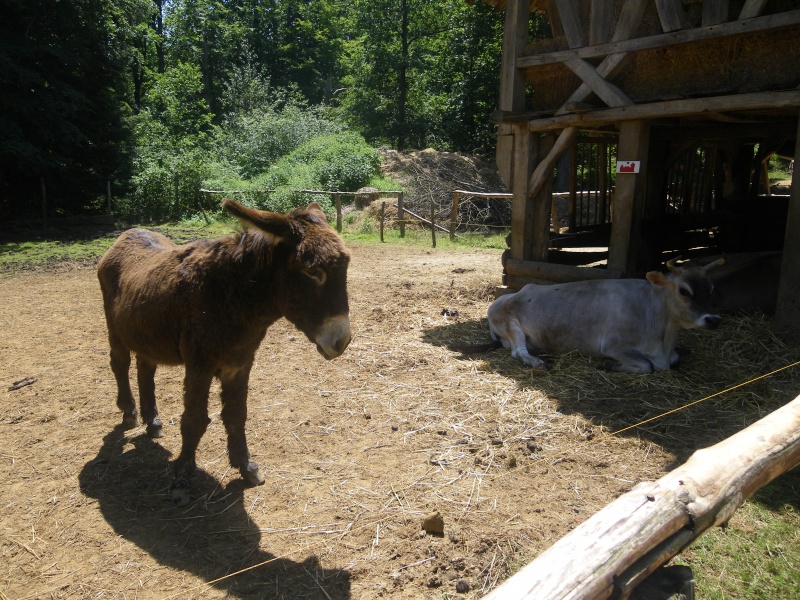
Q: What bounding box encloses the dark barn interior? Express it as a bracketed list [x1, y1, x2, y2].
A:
[474, 0, 800, 340]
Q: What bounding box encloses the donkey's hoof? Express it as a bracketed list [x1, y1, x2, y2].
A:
[146, 418, 164, 438]
[122, 412, 139, 429]
[240, 462, 265, 486]
[171, 477, 191, 507]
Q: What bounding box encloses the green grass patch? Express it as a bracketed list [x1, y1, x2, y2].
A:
[675, 466, 800, 599]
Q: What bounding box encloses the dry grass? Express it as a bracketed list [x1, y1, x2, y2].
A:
[1, 244, 799, 599]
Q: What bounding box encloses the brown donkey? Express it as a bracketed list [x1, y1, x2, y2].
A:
[97, 199, 351, 505]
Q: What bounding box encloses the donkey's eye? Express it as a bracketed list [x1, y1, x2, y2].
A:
[303, 267, 326, 286]
[679, 287, 692, 298]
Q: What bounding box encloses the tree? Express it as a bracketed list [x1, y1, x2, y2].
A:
[338, 0, 503, 153]
[0, 0, 150, 219]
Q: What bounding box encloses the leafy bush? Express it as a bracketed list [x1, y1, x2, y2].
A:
[215, 69, 344, 179]
[265, 132, 381, 192]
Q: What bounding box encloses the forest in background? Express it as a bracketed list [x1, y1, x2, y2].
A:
[0, 0, 551, 221]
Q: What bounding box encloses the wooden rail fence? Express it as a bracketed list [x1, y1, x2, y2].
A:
[482, 392, 800, 600]
[199, 187, 542, 244]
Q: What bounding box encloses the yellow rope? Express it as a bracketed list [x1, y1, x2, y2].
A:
[551, 359, 800, 460]
[163, 359, 800, 598]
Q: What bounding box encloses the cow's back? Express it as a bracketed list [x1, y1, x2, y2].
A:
[492, 279, 665, 356]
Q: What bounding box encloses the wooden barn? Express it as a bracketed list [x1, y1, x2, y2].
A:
[473, 0, 800, 341]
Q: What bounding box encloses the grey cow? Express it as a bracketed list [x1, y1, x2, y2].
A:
[486, 259, 724, 374]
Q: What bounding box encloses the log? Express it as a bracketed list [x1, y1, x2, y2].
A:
[505, 258, 623, 283]
[483, 393, 800, 600]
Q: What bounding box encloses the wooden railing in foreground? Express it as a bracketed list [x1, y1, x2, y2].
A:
[483, 392, 800, 600]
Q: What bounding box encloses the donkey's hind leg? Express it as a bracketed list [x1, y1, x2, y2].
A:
[109, 334, 137, 428]
[136, 355, 163, 438]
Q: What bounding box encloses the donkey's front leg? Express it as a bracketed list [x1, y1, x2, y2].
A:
[171, 366, 213, 506]
[219, 362, 264, 487]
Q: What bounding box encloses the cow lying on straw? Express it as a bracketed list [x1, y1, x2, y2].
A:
[456, 259, 724, 374]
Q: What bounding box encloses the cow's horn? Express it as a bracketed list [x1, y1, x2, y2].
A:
[702, 257, 726, 272]
[666, 257, 682, 274]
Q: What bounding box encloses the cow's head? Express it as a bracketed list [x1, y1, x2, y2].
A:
[223, 199, 352, 359]
[646, 258, 724, 330]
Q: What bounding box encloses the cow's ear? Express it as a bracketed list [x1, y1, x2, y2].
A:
[646, 271, 670, 287]
[223, 198, 293, 244]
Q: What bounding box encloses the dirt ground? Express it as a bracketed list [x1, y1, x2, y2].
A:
[2, 240, 799, 599]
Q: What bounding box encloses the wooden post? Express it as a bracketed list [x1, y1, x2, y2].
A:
[496, 0, 531, 189]
[774, 112, 800, 343]
[398, 191, 405, 237]
[379, 201, 385, 243]
[40, 177, 47, 230]
[531, 133, 556, 262]
[483, 393, 800, 600]
[511, 124, 534, 261]
[450, 191, 460, 240]
[568, 144, 577, 232]
[430, 199, 436, 248]
[335, 192, 342, 232]
[608, 119, 650, 275]
[106, 180, 112, 215]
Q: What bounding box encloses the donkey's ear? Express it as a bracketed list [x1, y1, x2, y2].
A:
[223, 198, 293, 244]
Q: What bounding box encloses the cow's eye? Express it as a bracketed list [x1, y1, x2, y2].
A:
[302, 267, 327, 286]
[679, 287, 692, 298]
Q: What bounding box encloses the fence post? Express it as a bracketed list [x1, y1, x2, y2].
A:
[106, 180, 112, 215]
[380, 201, 385, 242]
[335, 193, 342, 233]
[450, 191, 460, 240]
[398, 191, 405, 238]
[430, 199, 436, 248]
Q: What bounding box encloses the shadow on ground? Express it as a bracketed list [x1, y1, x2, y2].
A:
[422, 314, 800, 477]
[79, 426, 351, 599]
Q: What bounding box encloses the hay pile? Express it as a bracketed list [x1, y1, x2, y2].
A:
[380, 148, 511, 232]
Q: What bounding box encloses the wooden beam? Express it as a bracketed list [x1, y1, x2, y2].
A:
[607, 120, 650, 275]
[773, 112, 800, 343]
[497, 0, 531, 191]
[499, 0, 530, 112]
[703, 0, 729, 27]
[552, 0, 585, 48]
[505, 258, 622, 282]
[556, 52, 634, 115]
[612, 0, 650, 42]
[555, 0, 643, 117]
[655, 0, 689, 32]
[563, 58, 633, 108]
[590, 0, 614, 45]
[483, 393, 800, 600]
[531, 134, 556, 261]
[529, 127, 578, 199]
[739, 0, 769, 20]
[518, 10, 800, 68]
[510, 124, 535, 260]
[523, 90, 800, 133]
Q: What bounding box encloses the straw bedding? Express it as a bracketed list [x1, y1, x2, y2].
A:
[1, 244, 798, 598]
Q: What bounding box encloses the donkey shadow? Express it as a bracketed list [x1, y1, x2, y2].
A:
[79, 426, 351, 599]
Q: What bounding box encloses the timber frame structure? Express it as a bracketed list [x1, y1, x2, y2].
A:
[475, 0, 800, 342]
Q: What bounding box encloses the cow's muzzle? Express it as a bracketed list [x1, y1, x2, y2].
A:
[315, 314, 352, 359]
[697, 313, 722, 330]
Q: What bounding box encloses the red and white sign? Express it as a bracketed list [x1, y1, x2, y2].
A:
[616, 160, 640, 173]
